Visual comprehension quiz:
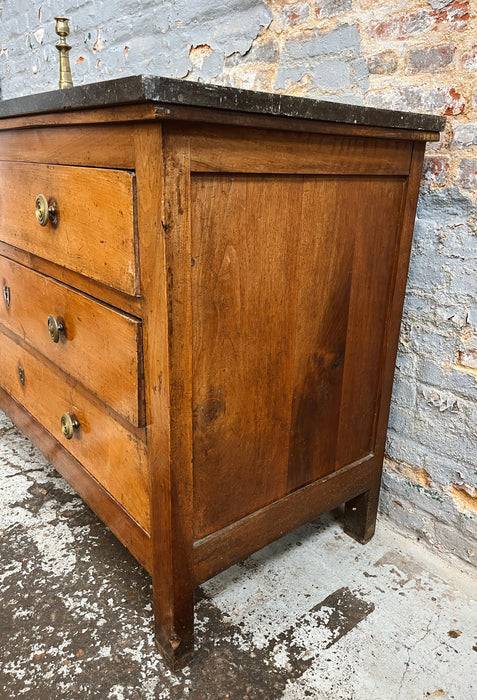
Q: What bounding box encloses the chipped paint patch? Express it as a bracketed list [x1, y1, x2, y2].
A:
[449, 484, 477, 512]
[274, 23, 369, 103]
[388, 460, 433, 488]
[272, 587, 375, 652]
[93, 28, 105, 54]
[189, 44, 214, 70]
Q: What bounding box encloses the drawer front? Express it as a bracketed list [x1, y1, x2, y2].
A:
[0, 331, 150, 532]
[0, 257, 144, 427]
[0, 162, 138, 295]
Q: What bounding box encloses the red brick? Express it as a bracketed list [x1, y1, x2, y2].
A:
[407, 45, 455, 73]
[430, 1, 469, 31]
[316, 0, 352, 18]
[368, 11, 431, 40]
[456, 159, 477, 190]
[366, 86, 465, 117]
[280, 2, 310, 27]
[422, 157, 449, 185]
[462, 45, 477, 71]
[444, 87, 465, 115]
[367, 50, 397, 75]
[366, 1, 468, 41]
[367, 18, 395, 39]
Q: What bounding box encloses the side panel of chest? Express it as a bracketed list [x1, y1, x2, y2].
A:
[192, 173, 405, 537]
[176, 127, 411, 540]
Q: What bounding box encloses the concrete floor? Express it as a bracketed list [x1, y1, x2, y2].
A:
[1, 408, 476, 699]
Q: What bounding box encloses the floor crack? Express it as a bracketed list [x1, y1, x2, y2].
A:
[398, 614, 436, 698]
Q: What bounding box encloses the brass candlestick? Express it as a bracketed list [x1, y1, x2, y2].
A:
[55, 17, 73, 89]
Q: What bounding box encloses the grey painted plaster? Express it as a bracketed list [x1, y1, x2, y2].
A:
[0, 0, 273, 97]
[316, 0, 353, 18]
[224, 41, 280, 67]
[382, 183, 477, 565]
[274, 24, 369, 103]
[428, 0, 455, 9]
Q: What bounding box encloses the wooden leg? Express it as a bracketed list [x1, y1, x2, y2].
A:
[153, 574, 195, 670]
[147, 127, 196, 671]
[343, 484, 380, 544]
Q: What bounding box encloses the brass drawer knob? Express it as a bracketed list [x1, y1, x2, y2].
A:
[48, 314, 65, 343]
[61, 412, 80, 440]
[35, 194, 58, 227]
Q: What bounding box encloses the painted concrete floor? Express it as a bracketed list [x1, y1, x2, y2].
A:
[1, 408, 476, 700]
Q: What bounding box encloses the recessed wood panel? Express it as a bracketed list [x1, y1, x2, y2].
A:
[287, 178, 357, 490]
[191, 174, 302, 538]
[335, 177, 405, 468]
[192, 172, 406, 538]
[0, 161, 139, 295]
[288, 177, 405, 487]
[0, 331, 150, 531]
[0, 256, 144, 426]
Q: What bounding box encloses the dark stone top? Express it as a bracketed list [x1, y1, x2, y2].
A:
[0, 75, 445, 133]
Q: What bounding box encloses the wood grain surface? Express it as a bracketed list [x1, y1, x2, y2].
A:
[0, 329, 150, 531]
[191, 171, 405, 539]
[335, 177, 405, 469]
[0, 123, 137, 167]
[191, 174, 300, 538]
[151, 128, 195, 667]
[0, 256, 144, 426]
[188, 125, 412, 175]
[0, 161, 139, 295]
[193, 454, 376, 584]
[0, 243, 142, 318]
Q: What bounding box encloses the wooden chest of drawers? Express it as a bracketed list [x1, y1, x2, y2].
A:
[0, 76, 444, 668]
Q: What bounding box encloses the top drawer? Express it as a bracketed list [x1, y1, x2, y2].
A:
[0, 162, 139, 296]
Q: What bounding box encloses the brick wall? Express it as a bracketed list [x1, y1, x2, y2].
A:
[0, 0, 476, 568]
[358, 0, 477, 569]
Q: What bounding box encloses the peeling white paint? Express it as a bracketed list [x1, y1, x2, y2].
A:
[32, 27, 44, 45]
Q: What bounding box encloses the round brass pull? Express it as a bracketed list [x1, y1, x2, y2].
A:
[35, 194, 58, 227]
[48, 314, 65, 343]
[61, 412, 80, 440]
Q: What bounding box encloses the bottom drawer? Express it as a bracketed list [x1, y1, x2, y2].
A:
[0, 331, 150, 532]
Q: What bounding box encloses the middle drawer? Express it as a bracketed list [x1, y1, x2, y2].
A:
[0, 257, 145, 427]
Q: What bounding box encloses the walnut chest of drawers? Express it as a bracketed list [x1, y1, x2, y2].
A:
[0, 76, 444, 668]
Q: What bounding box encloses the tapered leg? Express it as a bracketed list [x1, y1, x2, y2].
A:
[343, 483, 380, 544]
[153, 574, 195, 670]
